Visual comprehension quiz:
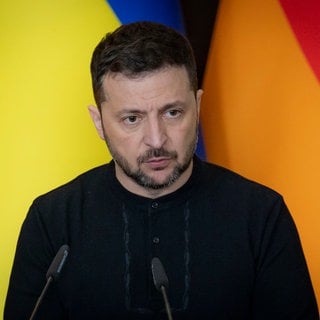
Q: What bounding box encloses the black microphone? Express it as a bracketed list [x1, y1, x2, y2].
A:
[29, 244, 70, 320]
[151, 257, 173, 320]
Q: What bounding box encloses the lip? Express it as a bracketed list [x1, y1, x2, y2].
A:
[145, 157, 171, 169]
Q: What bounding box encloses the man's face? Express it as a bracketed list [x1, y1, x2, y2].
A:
[89, 66, 202, 197]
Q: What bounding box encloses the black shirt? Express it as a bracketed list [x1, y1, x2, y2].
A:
[4, 157, 319, 319]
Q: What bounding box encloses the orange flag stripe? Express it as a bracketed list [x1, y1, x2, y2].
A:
[201, 0, 320, 304]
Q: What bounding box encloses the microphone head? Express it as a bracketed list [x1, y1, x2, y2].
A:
[46, 244, 70, 281]
[151, 257, 169, 291]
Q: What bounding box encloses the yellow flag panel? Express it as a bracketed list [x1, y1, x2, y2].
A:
[0, 0, 119, 313]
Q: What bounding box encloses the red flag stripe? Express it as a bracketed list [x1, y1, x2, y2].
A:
[279, 0, 320, 82]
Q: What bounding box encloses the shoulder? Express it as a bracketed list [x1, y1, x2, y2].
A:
[193, 157, 285, 211]
[193, 159, 295, 248]
[33, 162, 115, 209]
[197, 158, 280, 194]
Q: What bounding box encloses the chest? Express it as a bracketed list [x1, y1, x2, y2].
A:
[59, 199, 255, 318]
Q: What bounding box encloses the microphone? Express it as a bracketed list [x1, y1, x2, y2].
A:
[151, 257, 173, 320]
[29, 244, 70, 320]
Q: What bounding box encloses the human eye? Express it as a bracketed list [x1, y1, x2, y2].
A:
[122, 113, 141, 126]
[125, 115, 137, 123]
[165, 108, 182, 119]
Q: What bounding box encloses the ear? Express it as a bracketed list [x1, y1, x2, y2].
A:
[196, 89, 203, 116]
[88, 105, 105, 141]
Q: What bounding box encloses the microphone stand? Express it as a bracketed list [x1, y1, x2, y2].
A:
[29, 276, 53, 320]
[28, 245, 69, 320]
[151, 257, 173, 320]
[160, 285, 173, 320]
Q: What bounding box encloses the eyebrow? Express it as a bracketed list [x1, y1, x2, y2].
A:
[162, 101, 186, 109]
[114, 100, 188, 118]
[159, 101, 189, 116]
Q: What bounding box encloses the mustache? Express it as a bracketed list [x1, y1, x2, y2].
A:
[137, 148, 178, 164]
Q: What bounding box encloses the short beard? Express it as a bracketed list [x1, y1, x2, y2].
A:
[104, 131, 197, 190]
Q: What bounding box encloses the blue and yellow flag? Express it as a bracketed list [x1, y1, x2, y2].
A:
[0, 0, 192, 314]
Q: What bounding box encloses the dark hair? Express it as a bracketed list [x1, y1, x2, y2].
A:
[90, 21, 198, 107]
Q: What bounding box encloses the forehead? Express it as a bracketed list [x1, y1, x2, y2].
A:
[101, 66, 192, 103]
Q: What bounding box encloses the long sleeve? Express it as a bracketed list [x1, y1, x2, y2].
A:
[250, 198, 319, 319]
[4, 202, 67, 320]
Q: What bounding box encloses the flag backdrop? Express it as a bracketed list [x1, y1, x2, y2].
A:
[0, 0, 118, 313]
[201, 0, 320, 304]
[0, 0, 188, 314]
[2, 0, 320, 312]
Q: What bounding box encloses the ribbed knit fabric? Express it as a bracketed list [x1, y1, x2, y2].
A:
[4, 157, 319, 319]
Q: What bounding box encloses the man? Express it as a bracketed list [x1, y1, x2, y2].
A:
[4, 22, 319, 319]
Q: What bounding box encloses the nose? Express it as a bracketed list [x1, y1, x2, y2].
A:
[143, 117, 167, 149]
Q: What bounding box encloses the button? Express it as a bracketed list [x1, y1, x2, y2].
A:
[151, 202, 159, 209]
[152, 237, 160, 244]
